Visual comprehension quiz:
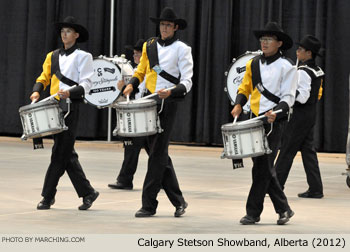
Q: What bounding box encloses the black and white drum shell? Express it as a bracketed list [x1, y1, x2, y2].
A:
[221, 120, 270, 159]
[114, 99, 158, 137]
[224, 51, 262, 112]
[19, 100, 67, 140]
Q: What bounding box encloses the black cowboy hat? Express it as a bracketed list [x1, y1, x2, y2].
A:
[149, 7, 187, 30]
[253, 21, 293, 50]
[296, 35, 322, 57]
[55, 16, 89, 43]
[125, 39, 145, 51]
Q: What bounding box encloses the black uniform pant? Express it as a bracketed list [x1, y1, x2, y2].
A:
[116, 136, 149, 186]
[246, 121, 291, 218]
[141, 100, 185, 212]
[41, 104, 94, 200]
[275, 105, 323, 193]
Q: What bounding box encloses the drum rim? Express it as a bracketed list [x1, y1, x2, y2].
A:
[19, 99, 59, 112]
[222, 151, 266, 159]
[114, 99, 157, 108]
[23, 128, 65, 139]
[92, 57, 134, 72]
[221, 119, 263, 130]
[224, 50, 262, 107]
[116, 130, 158, 137]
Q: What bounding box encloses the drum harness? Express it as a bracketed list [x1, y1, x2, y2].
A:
[250, 56, 291, 136]
[51, 49, 80, 119]
[143, 37, 183, 134]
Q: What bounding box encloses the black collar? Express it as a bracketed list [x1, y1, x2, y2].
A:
[59, 43, 78, 56]
[261, 52, 281, 65]
[300, 59, 316, 67]
[158, 35, 178, 47]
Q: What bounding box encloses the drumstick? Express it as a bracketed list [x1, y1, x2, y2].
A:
[121, 54, 126, 82]
[126, 94, 130, 103]
[244, 109, 283, 122]
[137, 86, 177, 100]
[233, 116, 238, 124]
[31, 99, 38, 104]
[38, 85, 77, 103]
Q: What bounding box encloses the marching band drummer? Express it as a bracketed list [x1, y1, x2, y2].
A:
[275, 35, 324, 198]
[108, 39, 150, 190]
[30, 16, 99, 210]
[123, 7, 193, 217]
[231, 22, 298, 225]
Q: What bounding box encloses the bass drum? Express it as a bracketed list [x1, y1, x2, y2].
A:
[224, 50, 262, 112]
[85, 56, 134, 108]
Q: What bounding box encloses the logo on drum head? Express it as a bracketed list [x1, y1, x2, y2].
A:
[89, 86, 116, 94]
[232, 76, 243, 85]
[98, 98, 108, 104]
[97, 68, 103, 77]
[123, 75, 132, 83]
[104, 68, 115, 74]
[236, 66, 246, 74]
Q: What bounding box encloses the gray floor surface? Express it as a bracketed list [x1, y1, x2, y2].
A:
[0, 136, 349, 235]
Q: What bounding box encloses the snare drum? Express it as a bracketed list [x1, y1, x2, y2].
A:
[19, 100, 67, 140]
[224, 51, 262, 112]
[221, 120, 271, 159]
[85, 56, 134, 108]
[113, 99, 158, 137]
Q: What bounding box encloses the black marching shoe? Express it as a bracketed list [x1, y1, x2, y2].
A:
[135, 208, 156, 217]
[277, 209, 294, 225]
[298, 190, 323, 198]
[108, 182, 133, 190]
[174, 202, 188, 217]
[37, 198, 55, 210]
[240, 215, 260, 225]
[78, 190, 99, 210]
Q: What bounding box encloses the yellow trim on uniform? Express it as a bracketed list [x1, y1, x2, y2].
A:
[35, 51, 60, 100]
[318, 80, 323, 100]
[237, 59, 261, 116]
[133, 42, 158, 93]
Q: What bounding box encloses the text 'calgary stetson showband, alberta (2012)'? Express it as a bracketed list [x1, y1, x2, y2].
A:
[137, 237, 346, 249]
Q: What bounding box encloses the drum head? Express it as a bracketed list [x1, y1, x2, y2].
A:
[85, 58, 123, 108]
[225, 51, 262, 112]
[19, 99, 58, 112]
[221, 119, 263, 131]
[115, 99, 156, 109]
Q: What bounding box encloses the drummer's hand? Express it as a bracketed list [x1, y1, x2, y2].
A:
[123, 84, 133, 97]
[30, 92, 40, 102]
[231, 104, 242, 119]
[158, 88, 171, 99]
[57, 89, 70, 99]
[265, 110, 277, 123]
[117, 80, 125, 91]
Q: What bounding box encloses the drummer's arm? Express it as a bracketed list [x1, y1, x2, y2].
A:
[31, 82, 44, 102]
[123, 80, 137, 97]
[123, 43, 149, 97]
[124, 65, 146, 97]
[231, 104, 242, 118]
[30, 91, 41, 102]
[231, 60, 253, 118]
[31, 52, 53, 101]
